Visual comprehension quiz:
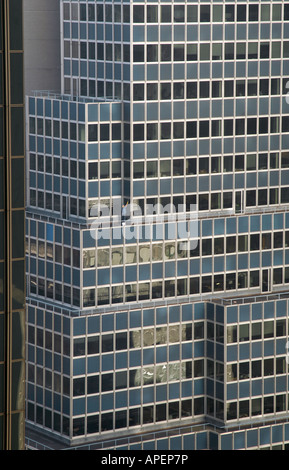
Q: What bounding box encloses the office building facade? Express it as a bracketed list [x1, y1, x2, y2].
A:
[25, 0, 289, 449]
[0, 0, 25, 450]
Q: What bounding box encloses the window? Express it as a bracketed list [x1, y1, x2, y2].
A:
[273, 268, 283, 285]
[224, 120, 233, 136]
[133, 45, 144, 62]
[116, 332, 127, 351]
[274, 232, 283, 249]
[271, 78, 280, 95]
[224, 81, 234, 97]
[247, 154, 256, 171]
[225, 43, 234, 60]
[133, 84, 144, 101]
[161, 83, 171, 100]
[226, 236, 236, 253]
[161, 5, 171, 23]
[133, 124, 144, 141]
[174, 44, 184, 61]
[252, 398, 261, 416]
[187, 5, 198, 22]
[200, 82, 209, 98]
[271, 117, 280, 133]
[250, 234, 259, 251]
[147, 5, 158, 23]
[147, 44, 158, 62]
[200, 5, 210, 22]
[239, 324, 249, 342]
[73, 378, 85, 397]
[87, 375, 99, 394]
[282, 116, 289, 132]
[239, 401, 249, 418]
[174, 82, 184, 100]
[173, 122, 184, 139]
[225, 5, 235, 22]
[239, 362, 249, 380]
[249, 4, 259, 22]
[264, 359, 274, 376]
[246, 190, 256, 207]
[211, 156, 221, 172]
[276, 358, 286, 375]
[252, 323, 262, 340]
[238, 272, 247, 289]
[89, 162, 98, 180]
[260, 42, 269, 59]
[250, 271, 259, 287]
[102, 334, 113, 353]
[252, 360, 261, 378]
[237, 43, 246, 59]
[213, 274, 222, 291]
[161, 123, 171, 140]
[88, 336, 99, 355]
[88, 124, 98, 142]
[101, 373, 113, 392]
[187, 82, 197, 99]
[74, 337, 85, 357]
[147, 123, 158, 141]
[264, 396, 274, 414]
[147, 83, 158, 101]
[276, 319, 286, 337]
[223, 155, 233, 172]
[227, 403, 237, 420]
[199, 121, 209, 138]
[202, 239, 212, 256]
[260, 79, 269, 96]
[174, 5, 184, 22]
[202, 276, 211, 293]
[200, 43, 210, 61]
[248, 43, 258, 59]
[83, 249, 96, 268]
[213, 5, 223, 22]
[161, 44, 171, 62]
[227, 364, 237, 382]
[187, 44, 197, 61]
[133, 5, 144, 23]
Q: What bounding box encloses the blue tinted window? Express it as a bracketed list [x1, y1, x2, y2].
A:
[73, 318, 86, 336]
[221, 435, 232, 450]
[260, 427, 271, 446]
[46, 223, 53, 242]
[234, 432, 245, 450]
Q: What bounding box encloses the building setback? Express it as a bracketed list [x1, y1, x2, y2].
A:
[25, 0, 289, 450]
[0, 0, 25, 450]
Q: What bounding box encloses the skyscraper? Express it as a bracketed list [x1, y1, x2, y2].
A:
[25, 0, 289, 450]
[0, 0, 25, 450]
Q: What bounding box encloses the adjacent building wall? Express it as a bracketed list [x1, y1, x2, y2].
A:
[0, 0, 26, 450]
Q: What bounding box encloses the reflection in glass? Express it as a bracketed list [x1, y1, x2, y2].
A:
[164, 242, 175, 260]
[156, 326, 167, 345]
[169, 325, 179, 343]
[112, 247, 123, 265]
[169, 363, 180, 382]
[143, 366, 154, 385]
[84, 249, 96, 268]
[125, 246, 136, 264]
[139, 245, 151, 263]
